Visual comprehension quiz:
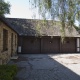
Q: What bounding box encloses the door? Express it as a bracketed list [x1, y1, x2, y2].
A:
[41, 37, 60, 53]
[60, 38, 76, 53]
[22, 37, 41, 53]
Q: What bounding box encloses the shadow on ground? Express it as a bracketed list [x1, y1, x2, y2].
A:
[8, 54, 80, 80]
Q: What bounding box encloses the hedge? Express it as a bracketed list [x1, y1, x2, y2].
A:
[0, 65, 18, 80]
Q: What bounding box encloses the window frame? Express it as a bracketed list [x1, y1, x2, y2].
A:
[3, 29, 8, 51]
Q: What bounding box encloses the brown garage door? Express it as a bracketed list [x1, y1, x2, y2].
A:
[41, 37, 60, 53]
[22, 37, 40, 53]
[61, 38, 76, 53]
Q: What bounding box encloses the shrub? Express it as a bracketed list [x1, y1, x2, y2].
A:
[0, 65, 18, 80]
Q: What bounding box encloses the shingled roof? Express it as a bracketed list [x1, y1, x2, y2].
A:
[2, 18, 80, 37]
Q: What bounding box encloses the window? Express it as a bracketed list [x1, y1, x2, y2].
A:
[3, 29, 8, 51]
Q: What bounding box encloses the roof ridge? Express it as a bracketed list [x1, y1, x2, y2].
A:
[5, 17, 57, 21]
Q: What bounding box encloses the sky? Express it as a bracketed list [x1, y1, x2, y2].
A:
[5, 0, 40, 19]
[4, 0, 79, 26]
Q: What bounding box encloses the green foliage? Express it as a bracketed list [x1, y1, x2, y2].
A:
[29, 0, 80, 39]
[0, 0, 10, 16]
[0, 65, 18, 80]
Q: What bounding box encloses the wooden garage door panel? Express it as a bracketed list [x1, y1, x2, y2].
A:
[42, 37, 60, 53]
[22, 38, 40, 53]
[61, 38, 76, 53]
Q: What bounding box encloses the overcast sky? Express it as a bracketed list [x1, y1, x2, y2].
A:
[5, 0, 39, 19]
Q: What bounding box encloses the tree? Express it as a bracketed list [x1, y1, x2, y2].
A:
[0, 0, 10, 16]
[30, 0, 80, 39]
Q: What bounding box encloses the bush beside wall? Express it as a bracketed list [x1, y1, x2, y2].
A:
[0, 65, 18, 80]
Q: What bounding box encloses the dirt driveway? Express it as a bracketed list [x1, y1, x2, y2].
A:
[8, 54, 80, 80]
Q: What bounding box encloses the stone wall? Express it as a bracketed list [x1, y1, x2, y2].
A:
[0, 21, 18, 65]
